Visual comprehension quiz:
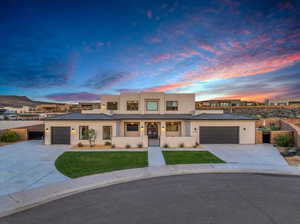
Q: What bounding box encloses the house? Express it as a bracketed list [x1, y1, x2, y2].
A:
[44, 92, 257, 147]
[265, 97, 300, 106]
[196, 99, 264, 109]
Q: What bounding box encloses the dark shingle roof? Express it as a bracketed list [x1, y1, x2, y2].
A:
[46, 112, 256, 121]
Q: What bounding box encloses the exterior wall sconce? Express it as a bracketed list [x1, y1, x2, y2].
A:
[243, 128, 246, 131]
[140, 125, 144, 131]
[71, 128, 76, 134]
[45, 128, 49, 133]
[161, 126, 165, 131]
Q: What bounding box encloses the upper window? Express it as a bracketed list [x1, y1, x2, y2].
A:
[146, 101, 159, 111]
[126, 123, 139, 131]
[166, 122, 179, 132]
[107, 102, 118, 110]
[166, 101, 178, 111]
[127, 101, 139, 111]
[79, 126, 89, 140]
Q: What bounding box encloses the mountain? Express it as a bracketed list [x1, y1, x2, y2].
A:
[0, 95, 62, 107]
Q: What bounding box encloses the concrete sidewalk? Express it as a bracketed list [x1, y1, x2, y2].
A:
[1, 163, 300, 218]
[148, 147, 166, 166]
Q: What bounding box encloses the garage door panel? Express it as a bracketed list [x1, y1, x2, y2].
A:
[200, 126, 239, 144]
[51, 127, 70, 144]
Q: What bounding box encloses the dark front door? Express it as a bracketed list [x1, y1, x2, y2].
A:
[147, 123, 158, 139]
[51, 127, 71, 144]
[200, 126, 239, 144]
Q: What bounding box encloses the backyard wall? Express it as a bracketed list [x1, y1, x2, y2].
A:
[255, 130, 263, 144]
[280, 119, 300, 148]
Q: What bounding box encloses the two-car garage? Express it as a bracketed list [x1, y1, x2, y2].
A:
[199, 126, 239, 144]
[51, 127, 70, 144]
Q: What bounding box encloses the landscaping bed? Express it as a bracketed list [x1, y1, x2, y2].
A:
[162, 151, 225, 165]
[55, 151, 148, 178]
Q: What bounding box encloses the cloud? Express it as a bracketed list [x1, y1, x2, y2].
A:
[46, 92, 100, 102]
[82, 71, 133, 90]
[147, 10, 153, 19]
[0, 31, 77, 89]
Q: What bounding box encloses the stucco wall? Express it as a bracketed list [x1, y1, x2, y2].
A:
[111, 136, 147, 148]
[160, 136, 196, 148]
[191, 120, 256, 144]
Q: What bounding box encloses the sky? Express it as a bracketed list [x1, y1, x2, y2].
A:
[0, 0, 300, 103]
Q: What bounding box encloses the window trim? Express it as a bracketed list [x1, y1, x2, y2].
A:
[125, 122, 139, 132]
[145, 100, 159, 111]
[127, 100, 139, 111]
[79, 126, 89, 140]
[107, 102, 118, 110]
[166, 122, 179, 132]
[103, 126, 112, 140]
[166, 101, 178, 111]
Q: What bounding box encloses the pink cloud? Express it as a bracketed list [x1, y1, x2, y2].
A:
[147, 10, 153, 19]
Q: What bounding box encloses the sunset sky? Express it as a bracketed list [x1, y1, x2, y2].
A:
[1, 0, 300, 102]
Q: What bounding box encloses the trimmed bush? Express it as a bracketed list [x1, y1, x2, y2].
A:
[0, 131, 20, 142]
[163, 144, 169, 148]
[274, 134, 293, 147]
[111, 144, 115, 148]
[137, 143, 143, 148]
[179, 143, 185, 148]
[125, 144, 131, 149]
[77, 142, 83, 147]
[104, 141, 112, 146]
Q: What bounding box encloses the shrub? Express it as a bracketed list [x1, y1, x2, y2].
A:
[274, 134, 293, 147]
[270, 124, 280, 131]
[111, 144, 115, 148]
[104, 141, 111, 146]
[179, 143, 185, 148]
[193, 145, 197, 148]
[163, 144, 169, 148]
[125, 144, 131, 149]
[137, 143, 143, 148]
[77, 142, 83, 147]
[0, 131, 20, 142]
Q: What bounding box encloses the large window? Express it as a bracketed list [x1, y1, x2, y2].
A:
[166, 122, 179, 132]
[166, 101, 178, 111]
[103, 126, 112, 140]
[107, 102, 118, 110]
[146, 101, 159, 111]
[126, 123, 139, 131]
[79, 126, 89, 140]
[127, 101, 138, 111]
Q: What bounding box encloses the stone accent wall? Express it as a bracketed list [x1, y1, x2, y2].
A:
[255, 130, 263, 144]
[280, 120, 300, 148]
[270, 130, 293, 145]
[255, 118, 281, 128]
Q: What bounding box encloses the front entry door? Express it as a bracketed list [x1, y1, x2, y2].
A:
[147, 123, 158, 139]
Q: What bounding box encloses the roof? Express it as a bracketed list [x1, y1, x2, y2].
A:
[46, 112, 257, 121]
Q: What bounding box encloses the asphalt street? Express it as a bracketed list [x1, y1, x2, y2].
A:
[1, 173, 300, 224]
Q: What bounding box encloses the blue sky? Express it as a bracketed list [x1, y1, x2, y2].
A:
[0, 0, 300, 102]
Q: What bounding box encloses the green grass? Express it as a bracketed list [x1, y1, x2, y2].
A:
[162, 151, 225, 165]
[55, 152, 148, 178]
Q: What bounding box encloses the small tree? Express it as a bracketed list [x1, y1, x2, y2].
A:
[88, 129, 96, 147]
[274, 134, 293, 147]
[0, 131, 20, 142]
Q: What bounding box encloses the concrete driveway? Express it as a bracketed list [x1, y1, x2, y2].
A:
[204, 144, 288, 166]
[0, 141, 69, 196]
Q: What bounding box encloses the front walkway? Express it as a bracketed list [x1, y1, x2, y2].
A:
[0, 141, 69, 196]
[148, 147, 166, 167]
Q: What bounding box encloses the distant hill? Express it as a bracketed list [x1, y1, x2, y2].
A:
[0, 95, 62, 107]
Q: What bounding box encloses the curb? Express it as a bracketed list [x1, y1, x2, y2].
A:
[1, 164, 300, 218]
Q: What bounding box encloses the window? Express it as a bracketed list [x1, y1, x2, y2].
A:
[166, 122, 179, 132]
[127, 101, 138, 111]
[107, 102, 118, 110]
[79, 126, 89, 140]
[126, 123, 139, 131]
[103, 126, 112, 140]
[166, 101, 178, 111]
[146, 101, 159, 111]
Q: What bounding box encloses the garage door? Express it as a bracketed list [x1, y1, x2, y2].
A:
[51, 127, 70, 144]
[200, 126, 239, 144]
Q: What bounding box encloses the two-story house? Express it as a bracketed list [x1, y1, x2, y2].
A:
[44, 92, 257, 147]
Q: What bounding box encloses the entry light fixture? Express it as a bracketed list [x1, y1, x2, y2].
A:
[243, 128, 246, 131]
[71, 128, 76, 134]
[45, 128, 49, 133]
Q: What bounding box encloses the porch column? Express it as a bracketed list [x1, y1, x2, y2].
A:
[160, 121, 166, 147]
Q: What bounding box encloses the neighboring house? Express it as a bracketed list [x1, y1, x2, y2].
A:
[44, 92, 257, 147]
[265, 97, 300, 106]
[196, 99, 264, 108]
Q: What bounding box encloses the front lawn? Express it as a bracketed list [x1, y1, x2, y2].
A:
[162, 151, 225, 165]
[55, 152, 148, 178]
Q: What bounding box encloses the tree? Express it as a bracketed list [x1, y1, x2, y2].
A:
[88, 129, 96, 147]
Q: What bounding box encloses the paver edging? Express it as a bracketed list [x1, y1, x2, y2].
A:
[1, 164, 300, 218]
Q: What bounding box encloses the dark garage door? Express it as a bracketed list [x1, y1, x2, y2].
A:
[51, 127, 70, 144]
[200, 126, 239, 144]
